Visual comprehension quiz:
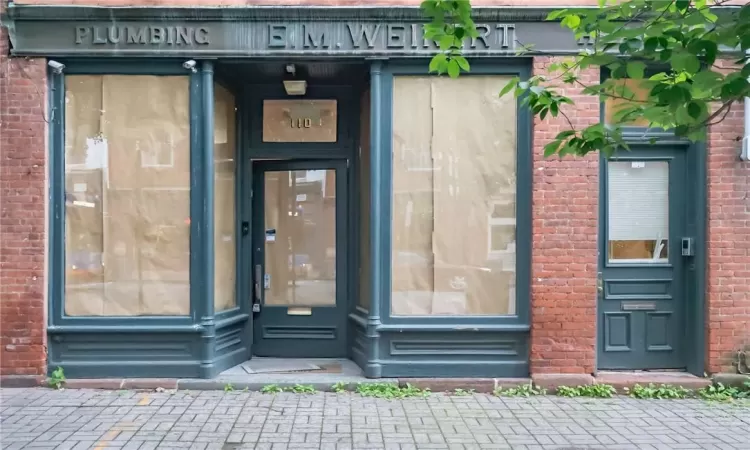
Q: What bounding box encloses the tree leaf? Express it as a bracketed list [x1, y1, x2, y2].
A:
[454, 55, 470, 72]
[499, 77, 520, 97]
[691, 70, 723, 90]
[561, 14, 582, 30]
[420, 0, 747, 157]
[626, 61, 646, 79]
[686, 101, 706, 121]
[550, 102, 559, 116]
[720, 76, 749, 100]
[555, 130, 576, 140]
[447, 59, 460, 79]
[672, 53, 701, 73]
[544, 140, 562, 157]
[644, 37, 659, 53]
[547, 9, 569, 20]
[429, 53, 448, 73]
[687, 39, 718, 66]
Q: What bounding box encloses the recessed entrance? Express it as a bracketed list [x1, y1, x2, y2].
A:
[215, 61, 368, 364]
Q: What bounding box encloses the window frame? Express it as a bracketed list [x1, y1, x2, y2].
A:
[48, 59, 205, 329]
[379, 60, 532, 328]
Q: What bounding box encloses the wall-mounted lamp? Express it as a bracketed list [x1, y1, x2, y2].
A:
[283, 64, 307, 96]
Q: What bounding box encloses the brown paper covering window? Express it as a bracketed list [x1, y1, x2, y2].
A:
[391, 76, 517, 316]
[64, 75, 191, 316]
[214, 84, 237, 312]
[358, 86, 371, 311]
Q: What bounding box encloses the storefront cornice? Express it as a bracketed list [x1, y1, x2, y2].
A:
[6, 4, 740, 58]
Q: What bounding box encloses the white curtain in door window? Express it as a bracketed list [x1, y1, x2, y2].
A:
[607, 161, 669, 241]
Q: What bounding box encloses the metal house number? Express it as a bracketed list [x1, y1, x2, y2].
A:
[290, 117, 321, 128]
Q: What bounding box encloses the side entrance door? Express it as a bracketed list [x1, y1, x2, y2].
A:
[598, 147, 689, 370]
[251, 159, 348, 357]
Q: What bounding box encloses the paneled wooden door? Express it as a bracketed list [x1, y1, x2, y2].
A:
[598, 147, 689, 370]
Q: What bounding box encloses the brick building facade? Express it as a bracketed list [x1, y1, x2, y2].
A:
[0, 0, 748, 383]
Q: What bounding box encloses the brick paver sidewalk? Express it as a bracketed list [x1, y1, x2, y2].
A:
[1, 388, 749, 449]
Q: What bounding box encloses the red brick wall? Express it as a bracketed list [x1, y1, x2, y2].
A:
[706, 77, 750, 373]
[530, 57, 599, 375]
[0, 0, 48, 377]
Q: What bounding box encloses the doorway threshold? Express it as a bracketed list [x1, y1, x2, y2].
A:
[185, 358, 395, 391]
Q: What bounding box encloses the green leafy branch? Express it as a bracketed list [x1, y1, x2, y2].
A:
[422, 0, 479, 78]
[425, 0, 750, 157]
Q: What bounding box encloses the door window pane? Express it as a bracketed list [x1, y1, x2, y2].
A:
[64, 75, 190, 316]
[607, 161, 669, 263]
[264, 170, 336, 306]
[214, 83, 237, 312]
[391, 76, 517, 316]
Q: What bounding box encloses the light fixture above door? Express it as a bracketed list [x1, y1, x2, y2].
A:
[283, 64, 307, 96]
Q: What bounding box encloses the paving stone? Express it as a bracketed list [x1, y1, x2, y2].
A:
[0, 389, 749, 449]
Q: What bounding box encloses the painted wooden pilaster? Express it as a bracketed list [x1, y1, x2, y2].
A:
[198, 61, 216, 377]
[365, 60, 385, 378]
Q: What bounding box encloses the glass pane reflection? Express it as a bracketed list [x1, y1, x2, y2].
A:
[264, 170, 336, 306]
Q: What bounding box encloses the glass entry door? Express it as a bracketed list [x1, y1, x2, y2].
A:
[251, 159, 347, 357]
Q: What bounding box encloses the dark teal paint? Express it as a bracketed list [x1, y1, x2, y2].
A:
[245, 85, 355, 158]
[357, 59, 533, 378]
[363, 60, 384, 378]
[49, 60, 193, 329]
[198, 61, 217, 377]
[47, 57, 535, 379]
[686, 139, 707, 376]
[210, 79, 252, 376]
[46, 59, 207, 378]
[597, 70, 707, 376]
[598, 145, 689, 370]
[250, 159, 349, 357]
[47, 67, 65, 335]
[597, 141, 707, 375]
[377, 59, 532, 327]
[189, 66, 203, 332]
[240, 83, 357, 360]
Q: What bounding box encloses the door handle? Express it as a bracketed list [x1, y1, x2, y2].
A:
[253, 264, 262, 312]
[254, 264, 262, 301]
[596, 272, 604, 296]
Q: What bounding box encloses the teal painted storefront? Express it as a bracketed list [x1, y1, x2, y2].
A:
[45, 55, 533, 379]
[6, 4, 708, 379]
